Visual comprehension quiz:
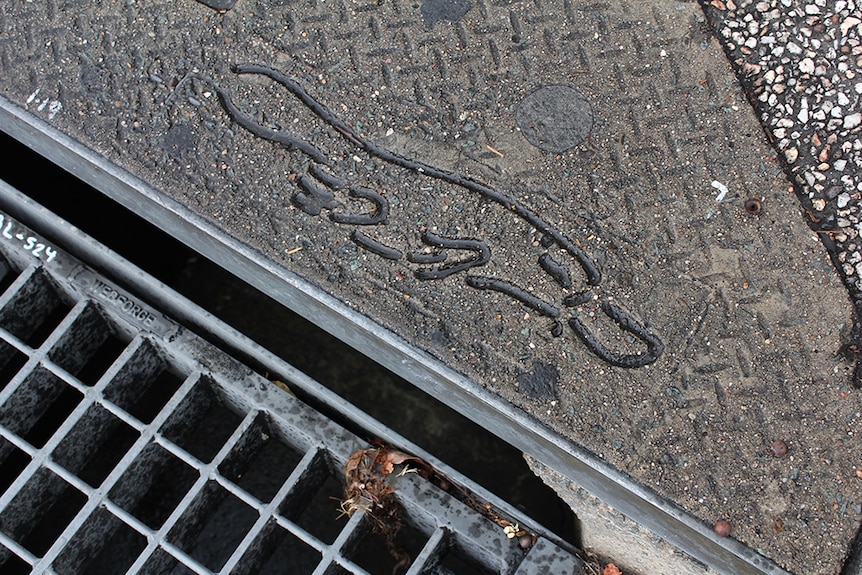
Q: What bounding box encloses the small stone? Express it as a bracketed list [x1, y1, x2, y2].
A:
[771, 440, 789, 457]
[799, 58, 815, 74]
[844, 113, 862, 129]
[841, 17, 861, 36]
[838, 193, 852, 208]
[813, 198, 827, 211]
[785, 147, 799, 163]
[714, 519, 733, 537]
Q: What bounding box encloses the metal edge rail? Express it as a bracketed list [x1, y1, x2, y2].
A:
[0, 95, 792, 575]
[0, 169, 575, 559]
[0, 186, 581, 574]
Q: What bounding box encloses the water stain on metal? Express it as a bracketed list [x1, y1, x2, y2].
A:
[194, 0, 237, 11]
[420, 0, 473, 27]
[161, 124, 196, 161]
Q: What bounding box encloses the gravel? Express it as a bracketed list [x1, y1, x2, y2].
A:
[701, 0, 862, 342]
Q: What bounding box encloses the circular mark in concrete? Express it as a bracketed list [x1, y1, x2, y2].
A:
[516, 85, 594, 153]
[420, 0, 472, 26]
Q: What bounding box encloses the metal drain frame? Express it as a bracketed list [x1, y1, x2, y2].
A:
[0, 181, 582, 574]
[0, 96, 792, 575]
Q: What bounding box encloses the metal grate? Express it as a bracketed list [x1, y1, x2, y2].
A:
[0, 181, 583, 575]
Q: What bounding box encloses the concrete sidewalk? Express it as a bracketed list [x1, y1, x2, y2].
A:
[0, 0, 859, 573]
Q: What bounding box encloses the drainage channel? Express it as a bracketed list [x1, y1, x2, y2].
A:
[0, 178, 586, 574]
[0, 86, 800, 574]
[0, 114, 578, 551]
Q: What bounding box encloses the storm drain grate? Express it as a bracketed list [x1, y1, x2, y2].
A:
[0, 182, 583, 575]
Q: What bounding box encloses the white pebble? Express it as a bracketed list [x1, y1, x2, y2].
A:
[712, 180, 729, 202]
[841, 17, 861, 36]
[799, 58, 815, 74]
[844, 113, 862, 129]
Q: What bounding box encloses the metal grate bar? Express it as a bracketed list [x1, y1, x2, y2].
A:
[0, 182, 584, 574]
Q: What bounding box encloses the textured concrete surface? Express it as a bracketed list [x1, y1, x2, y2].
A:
[526, 455, 721, 575]
[0, 0, 860, 573]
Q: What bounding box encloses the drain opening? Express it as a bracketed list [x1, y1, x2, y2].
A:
[0, 130, 583, 572]
[109, 443, 200, 530]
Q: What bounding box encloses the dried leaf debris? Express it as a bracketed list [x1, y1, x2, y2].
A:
[338, 442, 538, 571]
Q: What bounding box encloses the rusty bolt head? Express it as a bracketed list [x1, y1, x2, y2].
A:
[744, 198, 762, 214]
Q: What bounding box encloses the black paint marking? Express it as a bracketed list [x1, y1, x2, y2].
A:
[466, 276, 560, 318]
[538, 253, 572, 288]
[568, 301, 663, 368]
[215, 63, 667, 367]
[517, 361, 559, 399]
[564, 290, 593, 307]
[220, 63, 601, 286]
[308, 163, 346, 190]
[351, 230, 403, 260]
[331, 187, 389, 225]
[414, 230, 491, 279]
[217, 87, 329, 164]
[551, 320, 564, 338]
[408, 250, 448, 264]
[294, 174, 338, 216]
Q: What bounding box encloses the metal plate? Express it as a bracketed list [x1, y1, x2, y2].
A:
[0, 181, 581, 575]
[0, 1, 857, 572]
